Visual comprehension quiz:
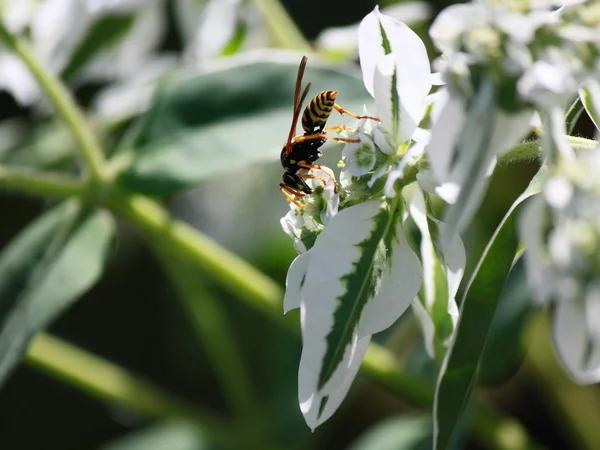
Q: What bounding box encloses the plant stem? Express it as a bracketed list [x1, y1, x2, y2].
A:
[25, 333, 235, 448]
[107, 188, 536, 450]
[153, 245, 263, 441]
[250, 0, 311, 51]
[0, 23, 106, 182]
[0, 166, 85, 199]
[525, 314, 600, 450]
[107, 189, 283, 322]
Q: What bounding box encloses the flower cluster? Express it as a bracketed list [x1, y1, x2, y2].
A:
[280, 0, 600, 432]
[426, 0, 600, 240]
[522, 146, 600, 382]
[281, 7, 464, 430]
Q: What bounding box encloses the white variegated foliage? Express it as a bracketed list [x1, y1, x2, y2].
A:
[285, 200, 421, 429]
[520, 143, 600, 384]
[409, 189, 464, 359]
[281, 7, 463, 430]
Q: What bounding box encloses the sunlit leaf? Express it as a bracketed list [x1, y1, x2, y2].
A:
[61, 14, 135, 81]
[580, 80, 600, 132]
[0, 201, 114, 387]
[433, 167, 544, 450]
[478, 257, 534, 385]
[295, 199, 421, 429]
[117, 54, 373, 197]
[349, 415, 431, 450]
[100, 421, 213, 450]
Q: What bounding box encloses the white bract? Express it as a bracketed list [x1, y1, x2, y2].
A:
[521, 146, 600, 383]
[284, 200, 422, 430]
[281, 7, 466, 430]
[0, 0, 164, 108]
[425, 0, 600, 242]
[409, 188, 464, 359]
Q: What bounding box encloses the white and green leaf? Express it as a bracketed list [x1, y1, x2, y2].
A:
[409, 188, 463, 360]
[358, 6, 431, 144]
[579, 80, 600, 133]
[291, 199, 421, 429]
[433, 166, 544, 450]
[428, 80, 534, 243]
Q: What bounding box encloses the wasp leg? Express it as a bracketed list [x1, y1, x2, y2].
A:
[323, 124, 353, 131]
[322, 124, 358, 134]
[298, 172, 327, 187]
[280, 183, 306, 208]
[297, 162, 338, 193]
[293, 133, 360, 144]
[333, 104, 380, 122]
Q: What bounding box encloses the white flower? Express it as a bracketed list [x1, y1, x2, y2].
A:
[339, 6, 433, 197]
[0, 0, 163, 107]
[425, 0, 600, 241]
[521, 145, 600, 383]
[358, 6, 432, 146]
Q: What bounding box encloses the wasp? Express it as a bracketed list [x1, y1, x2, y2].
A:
[280, 56, 379, 208]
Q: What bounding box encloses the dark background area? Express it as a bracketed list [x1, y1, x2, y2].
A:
[0, 0, 596, 449]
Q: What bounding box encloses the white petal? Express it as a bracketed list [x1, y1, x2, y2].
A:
[342, 132, 377, 176]
[552, 298, 600, 384]
[519, 197, 554, 306]
[191, 0, 241, 61]
[300, 335, 370, 430]
[0, 53, 40, 105]
[585, 283, 600, 343]
[427, 91, 467, 185]
[357, 221, 422, 337]
[358, 6, 431, 104]
[411, 298, 436, 357]
[436, 221, 464, 330]
[438, 86, 534, 239]
[31, 0, 91, 73]
[283, 253, 311, 313]
[429, 3, 487, 54]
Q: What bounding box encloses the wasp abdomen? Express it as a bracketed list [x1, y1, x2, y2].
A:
[302, 90, 337, 134]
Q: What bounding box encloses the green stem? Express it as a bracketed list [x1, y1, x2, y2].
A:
[525, 314, 600, 450]
[250, 0, 311, 51]
[152, 245, 263, 440]
[106, 188, 536, 450]
[0, 165, 85, 199]
[0, 23, 106, 182]
[25, 333, 235, 448]
[471, 402, 541, 450]
[106, 189, 283, 322]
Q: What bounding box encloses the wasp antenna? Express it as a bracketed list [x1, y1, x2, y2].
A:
[294, 56, 308, 114]
[285, 57, 310, 156]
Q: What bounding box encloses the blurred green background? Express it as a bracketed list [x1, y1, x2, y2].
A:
[0, 0, 599, 449]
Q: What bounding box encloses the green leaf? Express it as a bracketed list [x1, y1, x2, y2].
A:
[409, 189, 463, 362]
[433, 167, 545, 450]
[0, 201, 114, 387]
[100, 421, 214, 450]
[478, 257, 533, 385]
[565, 96, 584, 135]
[117, 55, 373, 197]
[61, 14, 135, 81]
[348, 415, 431, 450]
[295, 199, 422, 428]
[0, 121, 76, 171]
[580, 84, 600, 132]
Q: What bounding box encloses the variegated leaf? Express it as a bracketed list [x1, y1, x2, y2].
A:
[293, 199, 421, 429]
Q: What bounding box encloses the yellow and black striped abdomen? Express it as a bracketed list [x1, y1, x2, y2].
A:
[301, 90, 337, 134]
